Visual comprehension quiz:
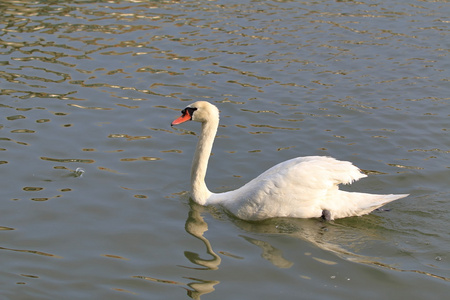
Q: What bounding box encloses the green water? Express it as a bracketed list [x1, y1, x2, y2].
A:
[1, 0, 448, 299]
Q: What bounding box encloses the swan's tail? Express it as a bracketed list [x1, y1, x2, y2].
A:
[331, 191, 409, 220]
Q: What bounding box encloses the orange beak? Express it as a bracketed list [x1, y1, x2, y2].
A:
[171, 110, 192, 126]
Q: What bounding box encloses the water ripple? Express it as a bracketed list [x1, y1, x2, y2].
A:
[0, 0, 448, 298]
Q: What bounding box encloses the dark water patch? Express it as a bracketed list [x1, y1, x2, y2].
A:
[0, 0, 448, 298]
[40, 157, 95, 163]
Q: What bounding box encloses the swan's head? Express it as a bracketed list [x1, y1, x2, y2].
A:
[171, 101, 219, 126]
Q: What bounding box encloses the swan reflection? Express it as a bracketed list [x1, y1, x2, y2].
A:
[178, 201, 221, 299]
[184, 200, 398, 271]
[232, 216, 381, 265]
[182, 201, 221, 271]
[240, 235, 294, 269]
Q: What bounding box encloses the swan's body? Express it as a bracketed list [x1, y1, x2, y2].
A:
[171, 101, 408, 221]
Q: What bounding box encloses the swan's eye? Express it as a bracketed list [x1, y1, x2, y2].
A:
[181, 107, 197, 119]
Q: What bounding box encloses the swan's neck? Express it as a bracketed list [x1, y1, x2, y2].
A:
[191, 118, 218, 205]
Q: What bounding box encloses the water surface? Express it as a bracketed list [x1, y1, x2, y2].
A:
[1, 0, 449, 299]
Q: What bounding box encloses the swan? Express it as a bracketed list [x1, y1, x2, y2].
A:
[171, 101, 408, 221]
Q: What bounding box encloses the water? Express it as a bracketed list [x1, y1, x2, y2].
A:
[1, 0, 449, 299]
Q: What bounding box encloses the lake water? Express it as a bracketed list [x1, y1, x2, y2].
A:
[1, 0, 449, 299]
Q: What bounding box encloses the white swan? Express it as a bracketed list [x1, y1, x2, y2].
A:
[171, 101, 408, 221]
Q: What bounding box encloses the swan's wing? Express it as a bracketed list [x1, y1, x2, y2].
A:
[258, 156, 367, 189]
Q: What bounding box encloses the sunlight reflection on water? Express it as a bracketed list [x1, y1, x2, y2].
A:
[0, 0, 449, 299]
